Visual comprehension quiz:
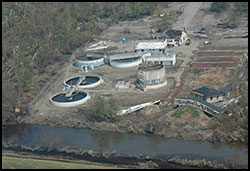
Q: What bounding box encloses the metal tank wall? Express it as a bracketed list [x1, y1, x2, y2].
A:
[74, 58, 105, 69]
[63, 75, 104, 89]
[73, 52, 106, 69]
[49, 91, 91, 107]
[110, 53, 142, 68]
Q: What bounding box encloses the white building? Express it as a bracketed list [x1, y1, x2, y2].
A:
[145, 50, 176, 66]
[164, 30, 188, 46]
[135, 41, 168, 54]
[135, 41, 176, 66]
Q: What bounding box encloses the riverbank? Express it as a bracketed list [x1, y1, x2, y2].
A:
[2, 124, 248, 169]
[2, 146, 230, 169]
[19, 101, 247, 145]
[2, 156, 121, 169]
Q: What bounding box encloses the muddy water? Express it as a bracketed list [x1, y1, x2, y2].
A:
[2, 125, 248, 165]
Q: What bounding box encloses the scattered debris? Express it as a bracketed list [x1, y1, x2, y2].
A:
[223, 95, 242, 108]
[116, 100, 160, 116]
[15, 108, 20, 113]
[115, 81, 131, 89]
[216, 23, 237, 29]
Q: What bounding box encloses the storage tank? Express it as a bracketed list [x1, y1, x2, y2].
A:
[110, 53, 142, 68]
[137, 64, 167, 89]
[73, 51, 105, 70]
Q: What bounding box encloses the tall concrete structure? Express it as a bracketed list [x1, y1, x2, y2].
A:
[136, 64, 167, 90]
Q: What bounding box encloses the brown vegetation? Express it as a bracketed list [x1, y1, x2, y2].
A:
[2, 2, 159, 126]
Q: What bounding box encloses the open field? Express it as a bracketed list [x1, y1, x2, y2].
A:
[2, 156, 121, 169]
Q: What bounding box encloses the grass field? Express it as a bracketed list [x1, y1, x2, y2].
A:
[2, 156, 122, 169]
[171, 105, 200, 118]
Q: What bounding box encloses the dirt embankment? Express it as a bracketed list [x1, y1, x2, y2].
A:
[20, 103, 215, 143]
[2, 146, 229, 169]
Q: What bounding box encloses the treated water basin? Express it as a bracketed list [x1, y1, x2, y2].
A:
[112, 56, 140, 62]
[65, 76, 99, 86]
[2, 125, 248, 166]
[77, 56, 102, 61]
[52, 92, 87, 102]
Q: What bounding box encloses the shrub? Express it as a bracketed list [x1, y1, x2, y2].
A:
[86, 97, 120, 122]
[210, 2, 228, 13]
[233, 2, 248, 15]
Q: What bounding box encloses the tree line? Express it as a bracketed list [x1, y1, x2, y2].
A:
[2, 2, 158, 125]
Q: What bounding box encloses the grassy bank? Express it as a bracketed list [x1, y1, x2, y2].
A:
[2, 156, 121, 169]
[171, 106, 200, 118]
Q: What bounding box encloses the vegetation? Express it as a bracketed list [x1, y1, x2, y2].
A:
[86, 97, 120, 122]
[209, 81, 248, 143]
[171, 106, 200, 118]
[226, 154, 248, 169]
[2, 2, 159, 126]
[233, 2, 248, 15]
[210, 2, 248, 26]
[210, 2, 228, 13]
[152, 14, 173, 33]
[2, 156, 120, 169]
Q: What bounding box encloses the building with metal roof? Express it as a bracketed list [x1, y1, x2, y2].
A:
[219, 84, 232, 97]
[174, 97, 224, 117]
[191, 86, 224, 103]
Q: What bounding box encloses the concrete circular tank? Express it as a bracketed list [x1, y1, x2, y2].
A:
[63, 75, 103, 89]
[137, 64, 167, 89]
[109, 53, 142, 68]
[73, 51, 105, 70]
[50, 90, 90, 107]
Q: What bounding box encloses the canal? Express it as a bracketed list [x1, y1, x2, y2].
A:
[2, 124, 248, 166]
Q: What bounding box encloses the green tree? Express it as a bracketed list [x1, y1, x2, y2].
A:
[86, 97, 120, 122]
[2, 2, 159, 126]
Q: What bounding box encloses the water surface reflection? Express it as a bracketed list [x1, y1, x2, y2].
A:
[2, 125, 248, 164]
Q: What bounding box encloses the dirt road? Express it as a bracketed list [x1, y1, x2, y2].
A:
[173, 2, 203, 30]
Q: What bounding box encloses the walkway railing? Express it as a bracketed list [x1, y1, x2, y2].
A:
[174, 97, 224, 117]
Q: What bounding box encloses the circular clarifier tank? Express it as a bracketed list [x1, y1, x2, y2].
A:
[109, 53, 142, 68]
[50, 90, 90, 107]
[63, 75, 103, 89]
[73, 52, 105, 69]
